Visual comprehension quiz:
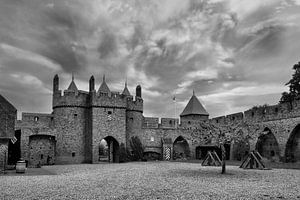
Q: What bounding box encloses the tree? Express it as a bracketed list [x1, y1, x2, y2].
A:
[280, 61, 300, 103]
[129, 136, 144, 161]
[119, 143, 130, 163]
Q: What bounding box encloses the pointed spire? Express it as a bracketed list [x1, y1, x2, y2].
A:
[122, 78, 131, 96]
[98, 74, 111, 95]
[67, 73, 78, 91]
[180, 91, 208, 116]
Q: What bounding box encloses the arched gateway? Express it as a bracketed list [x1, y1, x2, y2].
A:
[285, 124, 300, 162]
[255, 128, 279, 159]
[99, 136, 119, 163]
[173, 136, 190, 160]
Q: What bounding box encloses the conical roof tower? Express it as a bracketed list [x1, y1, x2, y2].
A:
[180, 90, 209, 117]
[122, 80, 131, 96]
[97, 75, 111, 95]
[67, 74, 78, 92]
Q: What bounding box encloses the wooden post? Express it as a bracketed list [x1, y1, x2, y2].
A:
[250, 153, 254, 169]
[221, 143, 226, 174]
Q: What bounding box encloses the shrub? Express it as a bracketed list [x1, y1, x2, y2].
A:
[129, 136, 144, 161]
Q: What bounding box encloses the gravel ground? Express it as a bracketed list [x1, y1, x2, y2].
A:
[1, 162, 300, 200]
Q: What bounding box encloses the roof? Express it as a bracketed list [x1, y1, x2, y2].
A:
[67, 81, 78, 91]
[98, 75, 111, 94]
[122, 82, 131, 96]
[0, 94, 17, 113]
[67, 74, 78, 92]
[180, 91, 209, 116]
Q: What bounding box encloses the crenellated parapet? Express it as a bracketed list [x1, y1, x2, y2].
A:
[53, 90, 89, 108]
[142, 117, 180, 129]
[126, 96, 143, 112]
[89, 91, 127, 108]
[210, 99, 300, 125]
[143, 117, 159, 128]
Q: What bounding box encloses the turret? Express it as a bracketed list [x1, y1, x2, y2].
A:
[97, 75, 111, 96]
[67, 74, 78, 92]
[180, 90, 209, 126]
[136, 85, 142, 98]
[89, 76, 95, 92]
[122, 80, 131, 96]
[53, 74, 59, 92]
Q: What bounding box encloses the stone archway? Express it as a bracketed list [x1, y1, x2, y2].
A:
[29, 135, 56, 167]
[285, 124, 300, 162]
[173, 136, 190, 160]
[255, 128, 279, 160]
[99, 136, 119, 163]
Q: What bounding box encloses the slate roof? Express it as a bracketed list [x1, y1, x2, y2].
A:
[98, 75, 111, 94]
[67, 81, 78, 91]
[122, 82, 131, 96]
[0, 94, 17, 113]
[180, 92, 209, 116]
[67, 74, 78, 92]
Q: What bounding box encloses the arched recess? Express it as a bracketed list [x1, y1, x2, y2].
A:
[285, 124, 300, 162]
[173, 136, 190, 160]
[255, 127, 280, 159]
[29, 135, 56, 167]
[99, 136, 119, 163]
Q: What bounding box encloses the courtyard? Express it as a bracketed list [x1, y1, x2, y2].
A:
[1, 162, 300, 200]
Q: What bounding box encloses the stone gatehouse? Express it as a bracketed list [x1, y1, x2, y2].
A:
[2, 74, 300, 167]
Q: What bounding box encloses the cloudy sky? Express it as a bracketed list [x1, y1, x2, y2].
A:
[1, 0, 300, 119]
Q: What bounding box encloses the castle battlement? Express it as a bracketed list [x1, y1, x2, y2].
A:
[52, 75, 143, 112]
[211, 99, 300, 125]
[142, 117, 179, 129]
[53, 90, 89, 108]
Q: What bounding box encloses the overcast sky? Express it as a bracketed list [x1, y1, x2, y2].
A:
[1, 0, 300, 119]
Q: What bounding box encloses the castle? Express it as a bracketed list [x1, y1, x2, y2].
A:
[1, 74, 300, 168]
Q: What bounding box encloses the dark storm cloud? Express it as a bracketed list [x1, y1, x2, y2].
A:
[98, 30, 118, 59]
[0, 0, 87, 73]
[1, 0, 300, 118]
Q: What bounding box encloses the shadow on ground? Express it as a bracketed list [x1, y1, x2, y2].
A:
[1, 167, 56, 176]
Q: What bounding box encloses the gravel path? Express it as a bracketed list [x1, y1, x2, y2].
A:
[1, 162, 300, 200]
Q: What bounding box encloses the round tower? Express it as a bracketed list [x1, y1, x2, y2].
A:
[52, 74, 89, 164]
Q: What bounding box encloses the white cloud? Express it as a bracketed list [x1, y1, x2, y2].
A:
[0, 43, 61, 71]
[202, 84, 286, 103]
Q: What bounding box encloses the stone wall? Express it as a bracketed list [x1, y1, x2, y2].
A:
[0, 101, 16, 139]
[91, 107, 126, 163]
[53, 107, 87, 164]
[28, 135, 55, 167]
